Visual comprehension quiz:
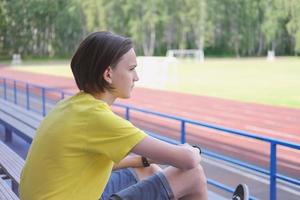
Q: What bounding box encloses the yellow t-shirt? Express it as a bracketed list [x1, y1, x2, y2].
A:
[19, 92, 147, 200]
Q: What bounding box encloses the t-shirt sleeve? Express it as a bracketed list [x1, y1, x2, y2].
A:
[85, 109, 147, 163]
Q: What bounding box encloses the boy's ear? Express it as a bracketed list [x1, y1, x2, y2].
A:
[103, 66, 113, 84]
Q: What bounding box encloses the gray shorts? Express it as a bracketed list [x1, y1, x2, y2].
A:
[100, 168, 174, 200]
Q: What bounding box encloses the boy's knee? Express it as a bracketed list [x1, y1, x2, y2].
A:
[196, 165, 206, 177]
[192, 165, 207, 187]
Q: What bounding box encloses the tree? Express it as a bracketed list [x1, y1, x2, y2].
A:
[0, 1, 7, 57]
[52, 0, 86, 57]
[184, 0, 212, 52]
[0, 0, 299, 58]
[286, 0, 300, 55]
[80, 0, 107, 32]
[125, 0, 162, 56]
[261, 0, 287, 52]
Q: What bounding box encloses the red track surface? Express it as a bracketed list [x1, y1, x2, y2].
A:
[1, 67, 300, 178]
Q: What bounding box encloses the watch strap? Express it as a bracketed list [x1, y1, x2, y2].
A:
[141, 156, 150, 167]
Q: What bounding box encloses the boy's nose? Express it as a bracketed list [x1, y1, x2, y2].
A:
[134, 72, 139, 81]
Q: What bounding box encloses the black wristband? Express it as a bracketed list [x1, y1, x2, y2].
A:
[192, 145, 202, 154]
[141, 156, 150, 167]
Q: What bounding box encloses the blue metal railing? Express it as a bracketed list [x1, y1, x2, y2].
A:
[113, 102, 300, 200]
[1, 76, 300, 200]
[0, 77, 72, 116]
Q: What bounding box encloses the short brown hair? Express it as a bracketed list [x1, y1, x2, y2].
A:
[71, 31, 133, 93]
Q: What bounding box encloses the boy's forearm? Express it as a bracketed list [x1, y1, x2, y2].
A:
[113, 155, 147, 170]
[132, 136, 201, 170]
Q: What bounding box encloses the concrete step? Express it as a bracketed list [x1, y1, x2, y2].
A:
[208, 190, 227, 200]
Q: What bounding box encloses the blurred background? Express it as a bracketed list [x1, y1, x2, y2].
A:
[0, 0, 300, 108]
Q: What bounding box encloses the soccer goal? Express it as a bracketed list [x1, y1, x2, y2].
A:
[166, 49, 204, 62]
[11, 53, 22, 65]
[267, 50, 275, 61]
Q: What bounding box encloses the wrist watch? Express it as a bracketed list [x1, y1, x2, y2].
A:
[141, 156, 150, 167]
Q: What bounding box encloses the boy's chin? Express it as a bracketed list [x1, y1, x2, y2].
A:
[118, 94, 131, 99]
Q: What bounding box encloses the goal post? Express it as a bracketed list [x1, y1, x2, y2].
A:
[11, 53, 22, 65]
[166, 49, 204, 62]
[267, 50, 275, 61]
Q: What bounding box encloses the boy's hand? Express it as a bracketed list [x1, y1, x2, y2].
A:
[180, 143, 202, 163]
[192, 145, 202, 155]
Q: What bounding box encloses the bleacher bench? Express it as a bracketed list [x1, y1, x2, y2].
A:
[0, 99, 42, 143]
[0, 140, 24, 191]
[0, 99, 42, 199]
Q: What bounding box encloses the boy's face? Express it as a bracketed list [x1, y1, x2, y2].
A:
[110, 48, 139, 98]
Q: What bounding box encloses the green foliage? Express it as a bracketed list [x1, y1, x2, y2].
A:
[261, 0, 287, 50]
[286, 0, 300, 54]
[1, 0, 300, 58]
[80, 0, 107, 32]
[0, 1, 7, 56]
[1, 0, 86, 57]
[52, 0, 86, 57]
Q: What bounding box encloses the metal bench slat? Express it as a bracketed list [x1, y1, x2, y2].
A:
[0, 111, 35, 140]
[0, 152, 23, 183]
[0, 99, 43, 125]
[0, 178, 19, 200]
[0, 141, 24, 184]
[0, 106, 40, 129]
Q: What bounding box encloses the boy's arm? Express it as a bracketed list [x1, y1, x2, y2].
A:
[112, 155, 145, 170]
[131, 136, 201, 170]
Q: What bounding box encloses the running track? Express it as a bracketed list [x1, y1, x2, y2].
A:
[1, 67, 300, 178]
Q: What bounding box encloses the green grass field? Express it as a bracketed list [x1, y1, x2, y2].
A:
[9, 57, 300, 108]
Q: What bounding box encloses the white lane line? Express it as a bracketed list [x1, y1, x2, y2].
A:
[246, 125, 299, 140]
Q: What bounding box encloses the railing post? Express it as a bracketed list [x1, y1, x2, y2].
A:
[13, 80, 17, 104]
[181, 120, 186, 144]
[61, 91, 65, 100]
[4, 127, 12, 142]
[42, 88, 46, 116]
[26, 83, 30, 110]
[125, 107, 130, 120]
[3, 78, 7, 100]
[270, 143, 277, 200]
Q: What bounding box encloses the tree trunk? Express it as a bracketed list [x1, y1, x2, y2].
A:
[257, 31, 264, 56]
[143, 23, 156, 56]
[165, 23, 174, 50]
[235, 38, 240, 58]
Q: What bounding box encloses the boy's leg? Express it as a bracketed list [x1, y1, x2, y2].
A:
[105, 166, 248, 200]
[100, 168, 138, 200]
[164, 167, 249, 200]
[109, 164, 208, 200]
[101, 165, 161, 200]
[163, 165, 208, 200]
